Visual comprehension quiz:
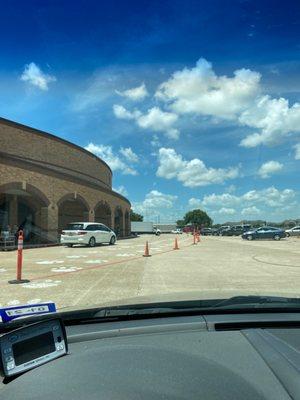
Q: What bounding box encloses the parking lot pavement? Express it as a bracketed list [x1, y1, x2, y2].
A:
[0, 234, 299, 310]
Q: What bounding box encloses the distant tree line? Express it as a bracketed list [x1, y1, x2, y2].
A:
[130, 208, 299, 229]
[130, 211, 143, 222]
[213, 219, 300, 229]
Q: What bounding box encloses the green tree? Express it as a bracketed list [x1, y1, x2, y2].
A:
[183, 209, 212, 228]
[176, 219, 185, 228]
[130, 210, 144, 222]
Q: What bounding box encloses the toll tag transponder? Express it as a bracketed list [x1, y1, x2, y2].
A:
[0, 302, 56, 323]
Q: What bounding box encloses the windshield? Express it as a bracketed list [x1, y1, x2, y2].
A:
[0, 0, 299, 315]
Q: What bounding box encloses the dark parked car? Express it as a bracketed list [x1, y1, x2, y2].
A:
[242, 226, 286, 241]
[215, 226, 231, 236]
[219, 227, 233, 236]
[200, 227, 212, 235]
[222, 225, 252, 236]
[211, 228, 220, 236]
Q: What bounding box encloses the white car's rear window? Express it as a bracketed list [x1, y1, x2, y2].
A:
[66, 224, 84, 230]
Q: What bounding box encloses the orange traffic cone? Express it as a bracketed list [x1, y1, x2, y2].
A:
[143, 241, 151, 257]
[174, 237, 179, 250]
[193, 233, 197, 245]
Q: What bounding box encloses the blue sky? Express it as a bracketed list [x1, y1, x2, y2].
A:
[0, 0, 300, 223]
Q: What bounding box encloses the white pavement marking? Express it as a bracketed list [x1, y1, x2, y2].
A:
[116, 253, 135, 257]
[0, 268, 7, 273]
[84, 259, 108, 264]
[27, 298, 42, 304]
[7, 300, 20, 306]
[66, 255, 88, 259]
[36, 260, 64, 265]
[51, 266, 83, 272]
[22, 280, 62, 288]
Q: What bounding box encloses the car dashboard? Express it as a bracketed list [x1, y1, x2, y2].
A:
[1, 312, 300, 399]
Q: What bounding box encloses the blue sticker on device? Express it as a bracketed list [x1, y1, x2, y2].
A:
[0, 302, 57, 323]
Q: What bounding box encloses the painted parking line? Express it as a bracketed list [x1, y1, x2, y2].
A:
[0, 236, 194, 286]
[22, 238, 194, 283]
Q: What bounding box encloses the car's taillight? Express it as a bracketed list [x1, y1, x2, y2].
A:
[78, 231, 87, 235]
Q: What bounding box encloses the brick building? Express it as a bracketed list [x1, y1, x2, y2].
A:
[0, 117, 131, 243]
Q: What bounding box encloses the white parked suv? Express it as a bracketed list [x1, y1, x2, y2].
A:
[171, 228, 182, 234]
[60, 222, 116, 247]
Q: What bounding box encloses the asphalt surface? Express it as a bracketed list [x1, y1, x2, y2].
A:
[0, 234, 299, 310]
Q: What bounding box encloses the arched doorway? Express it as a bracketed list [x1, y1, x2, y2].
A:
[125, 209, 130, 236]
[114, 206, 124, 237]
[0, 182, 50, 243]
[57, 194, 89, 233]
[95, 201, 111, 228]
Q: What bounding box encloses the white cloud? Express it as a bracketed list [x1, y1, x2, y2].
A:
[294, 143, 300, 160]
[155, 58, 300, 149]
[132, 190, 178, 221]
[241, 206, 261, 216]
[239, 96, 300, 147]
[202, 187, 295, 210]
[119, 147, 139, 163]
[155, 58, 261, 119]
[143, 190, 177, 209]
[113, 105, 180, 139]
[150, 134, 161, 147]
[219, 207, 236, 215]
[116, 83, 148, 101]
[226, 184, 236, 193]
[85, 143, 138, 175]
[20, 62, 56, 90]
[137, 107, 179, 139]
[200, 187, 297, 222]
[113, 104, 141, 120]
[258, 161, 283, 178]
[156, 148, 239, 187]
[113, 185, 128, 197]
[257, 187, 295, 207]
[188, 198, 202, 208]
[202, 193, 240, 207]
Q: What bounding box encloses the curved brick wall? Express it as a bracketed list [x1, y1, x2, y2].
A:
[0, 118, 131, 239]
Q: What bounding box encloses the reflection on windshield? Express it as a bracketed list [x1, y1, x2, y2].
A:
[0, 1, 299, 312]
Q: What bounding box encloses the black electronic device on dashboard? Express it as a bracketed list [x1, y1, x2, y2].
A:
[0, 318, 68, 377]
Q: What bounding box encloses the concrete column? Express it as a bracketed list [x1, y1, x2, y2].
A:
[46, 205, 59, 243]
[9, 196, 18, 227]
[127, 217, 131, 236]
[111, 211, 115, 232]
[84, 210, 94, 222]
[122, 212, 126, 237]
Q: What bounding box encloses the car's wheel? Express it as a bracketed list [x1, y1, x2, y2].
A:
[274, 234, 281, 241]
[109, 235, 116, 245]
[67, 244, 73, 248]
[247, 235, 253, 241]
[88, 237, 96, 247]
[286, 232, 290, 237]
